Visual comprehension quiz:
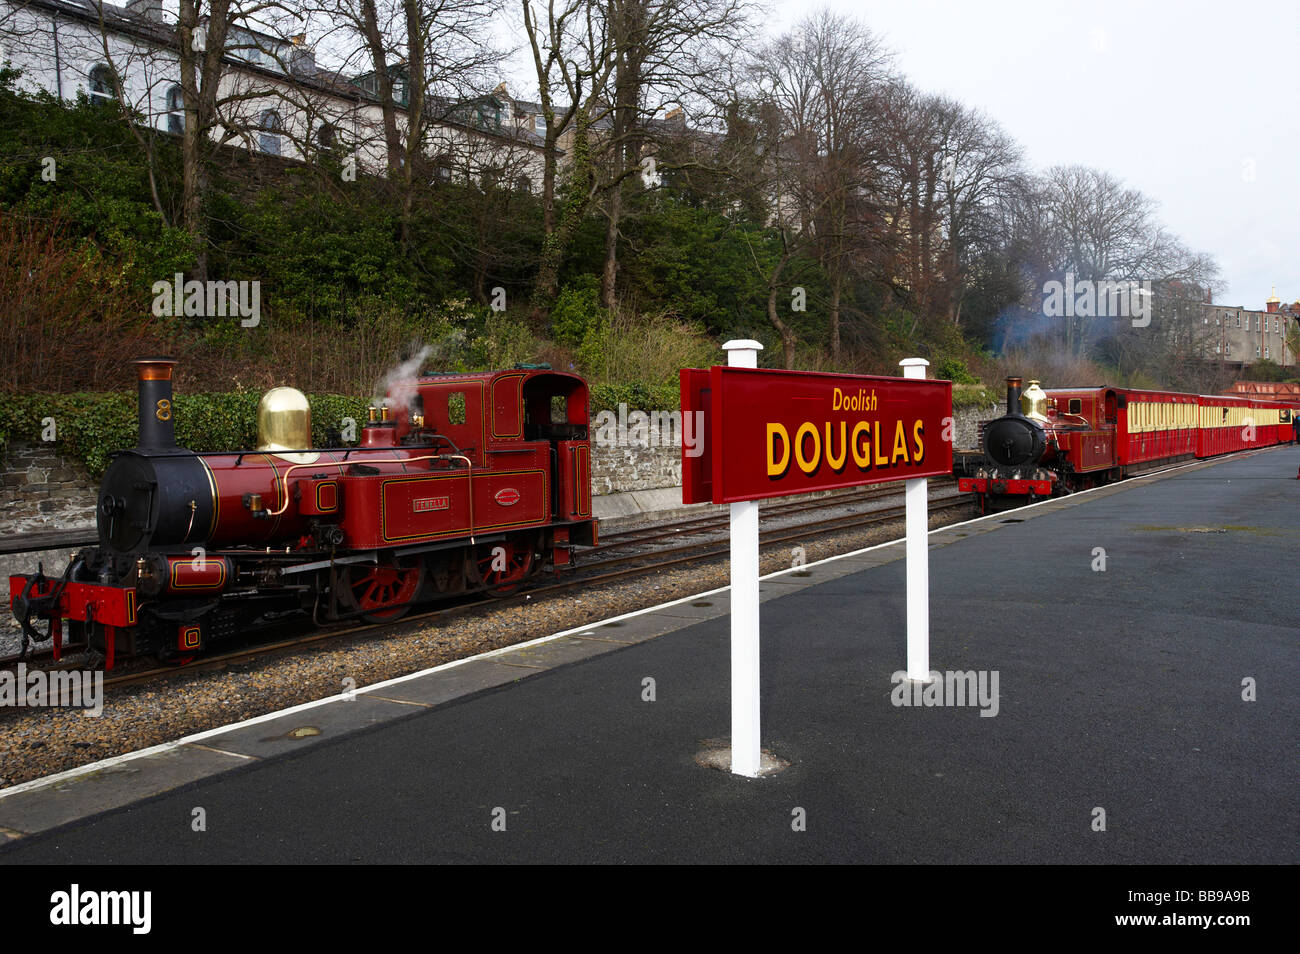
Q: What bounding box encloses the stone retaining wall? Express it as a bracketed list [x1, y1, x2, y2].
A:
[1, 441, 97, 535]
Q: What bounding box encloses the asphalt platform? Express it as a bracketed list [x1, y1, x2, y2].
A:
[1, 448, 1296, 864]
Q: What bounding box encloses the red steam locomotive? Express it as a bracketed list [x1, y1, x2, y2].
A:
[958, 376, 1300, 510]
[10, 358, 597, 667]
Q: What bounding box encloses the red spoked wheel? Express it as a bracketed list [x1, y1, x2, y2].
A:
[338, 557, 425, 622]
[473, 537, 536, 596]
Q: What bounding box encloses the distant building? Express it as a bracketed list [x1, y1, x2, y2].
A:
[1190, 288, 1298, 368]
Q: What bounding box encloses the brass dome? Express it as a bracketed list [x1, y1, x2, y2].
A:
[256, 387, 319, 464]
[1021, 380, 1049, 423]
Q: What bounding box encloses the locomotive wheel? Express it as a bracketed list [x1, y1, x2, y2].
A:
[473, 537, 536, 596]
[338, 558, 425, 622]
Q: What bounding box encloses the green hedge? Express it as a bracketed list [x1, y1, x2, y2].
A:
[952, 384, 999, 411]
[0, 386, 680, 476]
[0, 392, 368, 476]
[588, 382, 681, 415]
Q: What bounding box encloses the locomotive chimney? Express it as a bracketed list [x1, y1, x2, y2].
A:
[1005, 376, 1024, 417]
[134, 357, 178, 453]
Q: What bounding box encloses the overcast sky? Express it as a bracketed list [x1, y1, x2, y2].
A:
[765, 0, 1298, 308]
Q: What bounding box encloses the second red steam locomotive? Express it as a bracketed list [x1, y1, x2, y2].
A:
[959, 376, 1299, 510]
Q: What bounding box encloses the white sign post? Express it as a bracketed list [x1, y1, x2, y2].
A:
[899, 358, 932, 681]
[724, 339, 763, 777]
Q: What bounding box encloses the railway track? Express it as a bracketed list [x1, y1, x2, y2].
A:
[592, 479, 953, 551]
[1, 483, 975, 698]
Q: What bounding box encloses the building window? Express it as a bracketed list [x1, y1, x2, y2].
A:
[534, 113, 547, 134]
[258, 109, 283, 155]
[516, 175, 531, 194]
[1236, 315, 1241, 327]
[88, 65, 117, 104]
[1275, 318, 1280, 333]
[1265, 347, 1270, 359]
[317, 122, 337, 149]
[165, 85, 184, 134]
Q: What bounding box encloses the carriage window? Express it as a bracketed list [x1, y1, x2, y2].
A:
[448, 392, 466, 426]
[551, 395, 567, 424]
[1068, 399, 1082, 415]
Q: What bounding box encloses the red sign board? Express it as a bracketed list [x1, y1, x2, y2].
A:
[681, 367, 953, 505]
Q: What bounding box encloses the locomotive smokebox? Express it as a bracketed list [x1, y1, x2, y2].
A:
[134, 357, 180, 454]
[983, 375, 1047, 467]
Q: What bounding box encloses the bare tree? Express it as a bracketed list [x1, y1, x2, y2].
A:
[750, 10, 892, 366]
[595, 0, 753, 308]
[931, 98, 1023, 327]
[519, 0, 617, 313]
[306, 0, 506, 249]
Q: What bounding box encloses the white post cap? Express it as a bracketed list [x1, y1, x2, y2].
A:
[723, 339, 764, 369]
[899, 357, 929, 379]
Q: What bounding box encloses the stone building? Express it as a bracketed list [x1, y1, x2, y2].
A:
[1191, 289, 1298, 368]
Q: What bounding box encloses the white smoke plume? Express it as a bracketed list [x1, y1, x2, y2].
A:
[374, 343, 431, 417]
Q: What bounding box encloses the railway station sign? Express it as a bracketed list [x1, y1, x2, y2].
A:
[680, 366, 953, 505]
